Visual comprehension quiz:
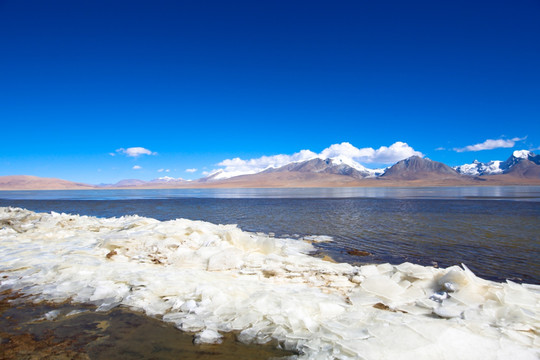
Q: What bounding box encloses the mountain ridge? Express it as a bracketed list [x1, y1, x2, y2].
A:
[454, 150, 540, 178]
[1, 150, 539, 190]
[0, 175, 95, 190]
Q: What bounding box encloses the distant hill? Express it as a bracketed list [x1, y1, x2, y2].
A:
[380, 156, 462, 180]
[98, 176, 187, 188]
[110, 179, 149, 187]
[0, 175, 94, 190]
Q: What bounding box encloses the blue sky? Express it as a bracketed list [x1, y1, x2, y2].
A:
[1, 0, 539, 184]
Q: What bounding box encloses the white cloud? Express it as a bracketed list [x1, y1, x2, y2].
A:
[116, 147, 157, 157]
[353, 142, 423, 164]
[320, 143, 374, 160]
[157, 168, 170, 173]
[185, 168, 198, 173]
[454, 137, 526, 152]
[132, 165, 142, 170]
[435, 147, 446, 151]
[208, 142, 422, 179]
[215, 149, 318, 178]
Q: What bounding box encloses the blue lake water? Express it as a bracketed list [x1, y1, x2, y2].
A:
[1, 186, 539, 283]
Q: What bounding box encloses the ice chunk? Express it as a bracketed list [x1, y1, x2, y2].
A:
[437, 267, 470, 290]
[318, 302, 345, 318]
[303, 235, 334, 243]
[194, 329, 223, 344]
[360, 275, 405, 302]
[396, 262, 435, 280]
[207, 248, 243, 271]
[44, 309, 61, 320]
[433, 304, 464, 318]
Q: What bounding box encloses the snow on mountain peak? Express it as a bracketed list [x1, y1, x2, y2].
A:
[513, 150, 531, 159]
[150, 176, 185, 183]
[328, 156, 384, 177]
[454, 160, 504, 176]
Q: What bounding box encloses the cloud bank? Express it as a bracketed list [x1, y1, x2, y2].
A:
[454, 137, 525, 152]
[116, 147, 157, 157]
[211, 142, 422, 179]
[319, 142, 423, 164]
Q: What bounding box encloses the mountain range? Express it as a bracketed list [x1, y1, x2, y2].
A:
[453, 150, 540, 178]
[1, 150, 539, 190]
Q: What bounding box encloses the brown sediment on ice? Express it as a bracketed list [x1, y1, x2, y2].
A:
[0, 290, 294, 360]
[321, 255, 337, 263]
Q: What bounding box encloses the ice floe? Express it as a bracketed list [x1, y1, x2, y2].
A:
[0, 207, 538, 359]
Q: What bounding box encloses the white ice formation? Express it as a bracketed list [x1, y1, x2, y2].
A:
[0, 207, 538, 359]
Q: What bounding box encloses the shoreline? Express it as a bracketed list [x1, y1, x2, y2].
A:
[2, 182, 540, 191]
[1, 174, 540, 191]
[0, 290, 294, 360]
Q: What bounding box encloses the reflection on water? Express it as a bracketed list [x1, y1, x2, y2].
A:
[1, 186, 540, 200]
[0, 187, 539, 283]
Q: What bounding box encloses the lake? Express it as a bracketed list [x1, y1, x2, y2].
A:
[1, 186, 539, 283]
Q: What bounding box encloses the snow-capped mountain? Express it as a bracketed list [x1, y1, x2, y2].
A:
[454, 160, 505, 176]
[505, 150, 539, 167]
[199, 156, 385, 181]
[197, 169, 228, 182]
[455, 150, 539, 176]
[263, 157, 384, 179]
[203, 150, 540, 183]
[324, 156, 385, 178]
[93, 150, 540, 189]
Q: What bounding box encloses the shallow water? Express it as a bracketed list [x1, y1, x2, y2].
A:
[0, 292, 293, 359]
[1, 187, 539, 283]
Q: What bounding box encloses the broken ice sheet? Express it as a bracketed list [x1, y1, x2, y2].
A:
[0, 207, 539, 360]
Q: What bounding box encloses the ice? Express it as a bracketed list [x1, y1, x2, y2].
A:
[303, 235, 334, 243]
[0, 207, 539, 359]
[360, 275, 405, 302]
[44, 309, 61, 320]
[194, 329, 223, 344]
